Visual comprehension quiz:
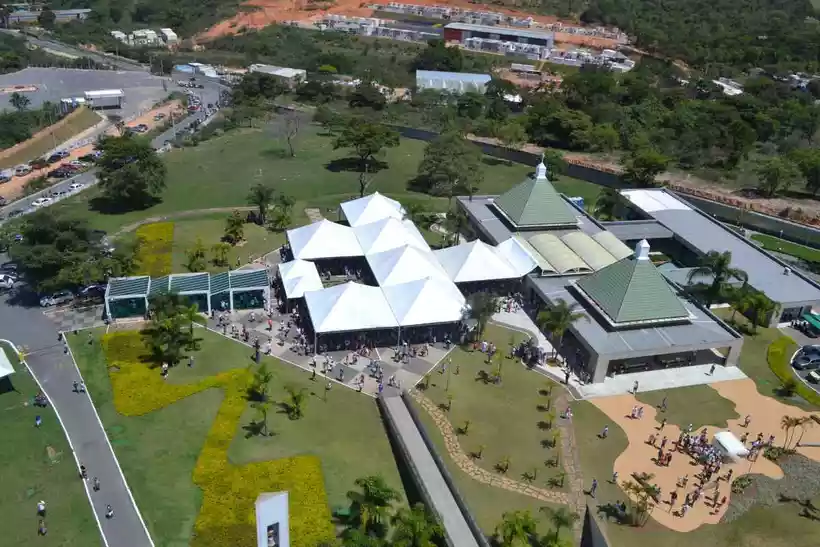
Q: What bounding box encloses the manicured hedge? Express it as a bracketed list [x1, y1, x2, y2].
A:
[101, 332, 335, 546]
[134, 222, 174, 277]
[766, 335, 820, 407]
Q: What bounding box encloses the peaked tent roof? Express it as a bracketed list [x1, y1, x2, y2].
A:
[303, 282, 398, 333]
[383, 277, 466, 327]
[0, 349, 14, 380]
[434, 240, 519, 283]
[574, 255, 690, 326]
[287, 219, 363, 260]
[278, 259, 319, 281]
[340, 192, 405, 227]
[366, 245, 449, 286]
[354, 217, 430, 255]
[492, 174, 578, 228]
[279, 260, 323, 299]
[495, 237, 539, 276]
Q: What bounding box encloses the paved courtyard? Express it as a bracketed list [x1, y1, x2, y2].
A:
[43, 303, 106, 332]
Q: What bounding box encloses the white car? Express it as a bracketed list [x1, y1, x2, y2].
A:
[68, 182, 84, 191]
[0, 274, 14, 291]
[31, 197, 53, 207]
[14, 164, 32, 176]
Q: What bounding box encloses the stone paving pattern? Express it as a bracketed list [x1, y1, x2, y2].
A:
[409, 388, 586, 535]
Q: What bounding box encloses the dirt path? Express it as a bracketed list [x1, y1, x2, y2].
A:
[409, 388, 587, 534]
[113, 206, 255, 236]
[590, 378, 820, 532]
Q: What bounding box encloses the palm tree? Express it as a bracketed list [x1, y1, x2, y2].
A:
[593, 187, 621, 220]
[466, 292, 498, 341]
[781, 415, 802, 449]
[346, 475, 401, 538]
[728, 287, 754, 323]
[9, 91, 30, 111]
[251, 401, 271, 436]
[536, 299, 587, 360]
[340, 528, 385, 547]
[539, 506, 579, 542]
[748, 292, 776, 332]
[390, 503, 444, 547]
[795, 416, 815, 447]
[223, 210, 245, 245]
[687, 250, 748, 306]
[622, 478, 659, 527]
[402, 202, 428, 228]
[284, 384, 308, 419]
[247, 183, 276, 225]
[494, 510, 538, 547]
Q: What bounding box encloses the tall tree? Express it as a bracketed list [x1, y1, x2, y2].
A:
[539, 506, 579, 543]
[494, 510, 538, 547]
[686, 250, 748, 306]
[621, 147, 669, 188]
[8, 91, 29, 111]
[466, 292, 497, 340]
[141, 293, 202, 366]
[755, 157, 801, 198]
[267, 193, 295, 232]
[247, 183, 276, 225]
[333, 119, 399, 197]
[592, 187, 621, 220]
[496, 121, 526, 158]
[185, 238, 207, 272]
[416, 132, 483, 205]
[37, 7, 56, 29]
[536, 299, 587, 360]
[788, 148, 820, 196]
[223, 211, 245, 245]
[390, 503, 443, 547]
[97, 135, 167, 210]
[747, 291, 776, 331]
[412, 39, 463, 71]
[346, 475, 401, 538]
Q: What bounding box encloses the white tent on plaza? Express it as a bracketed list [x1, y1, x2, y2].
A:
[277, 259, 323, 299]
[434, 240, 519, 283]
[0, 348, 14, 380]
[382, 277, 466, 327]
[340, 192, 405, 227]
[304, 282, 399, 333]
[367, 245, 449, 286]
[354, 217, 430, 255]
[286, 219, 363, 260]
[495, 237, 539, 276]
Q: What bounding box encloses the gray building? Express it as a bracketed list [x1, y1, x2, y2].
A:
[617, 189, 820, 326]
[457, 160, 743, 383]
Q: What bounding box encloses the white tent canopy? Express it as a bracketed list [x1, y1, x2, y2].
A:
[495, 237, 539, 276]
[278, 260, 323, 299]
[383, 277, 466, 327]
[0, 348, 14, 380]
[354, 217, 430, 255]
[286, 219, 363, 260]
[304, 282, 398, 333]
[712, 431, 749, 460]
[340, 192, 405, 227]
[435, 240, 519, 283]
[367, 245, 449, 286]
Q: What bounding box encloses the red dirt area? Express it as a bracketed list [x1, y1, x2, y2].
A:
[199, 0, 621, 50]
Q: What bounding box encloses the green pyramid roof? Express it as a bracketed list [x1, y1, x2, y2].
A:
[575, 255, 689, 326]
[493, 175, 578, 228]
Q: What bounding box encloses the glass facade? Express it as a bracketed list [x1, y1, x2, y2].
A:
[109, 297, 146, 319]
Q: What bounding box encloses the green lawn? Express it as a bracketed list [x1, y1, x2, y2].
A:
[0, 343, 100, 547]
[712, 308, 818, 411]
[50, 124, 602, 234]
[410, 397, 567, 539]
[751, 233, 820, 263]
[635, 385, 740, 430]
[571, 399, 820, 547]
[419, 325, 566, 490]
[68, 327, 406, 545]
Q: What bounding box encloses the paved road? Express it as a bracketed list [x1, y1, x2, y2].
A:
[0, 288, 153, 547]
[0, 29, 146, 71]
[381, 393, 481, 547]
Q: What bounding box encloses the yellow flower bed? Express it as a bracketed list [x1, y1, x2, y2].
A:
[101, 332, 335, 546]
[134, 222, 174, 277]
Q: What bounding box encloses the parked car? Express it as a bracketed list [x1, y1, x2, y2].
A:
[68, 182, 84, 191]
[154, 113, 166, 121]
[31, 197, 53, 207]
[47, 168, 72, 179]
[0, 262, 17, 274]
[0, 196, 6, 206]
[46, 151, 70, 163]
[793, 355, 820, 370]
[79, 284, 106, 300]
[808, 370, 820, 384]
[0, 274, 14, 291]
[40, 290, 74, 307]
[0, 170, 12, 183]
[6, 210, 22, 218]
[14, 164, 32, 176]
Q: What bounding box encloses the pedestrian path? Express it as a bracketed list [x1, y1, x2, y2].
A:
[0, 298, 154, 547]
[381, 392, 481, 547]
[304, 208, 324, 222]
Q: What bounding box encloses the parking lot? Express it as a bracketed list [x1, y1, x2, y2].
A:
[0, 67, 171, 118]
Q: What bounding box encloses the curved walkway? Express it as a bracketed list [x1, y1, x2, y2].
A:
[591, 378, 820, 532]
[409, 389, 584, 512]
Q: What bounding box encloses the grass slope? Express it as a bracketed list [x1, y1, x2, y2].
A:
[636, 385, 740, 431]
[751, 233, 820, 264]
[0, 343, 100, 547]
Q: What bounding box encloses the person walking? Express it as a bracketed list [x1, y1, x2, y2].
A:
[92, 477, 100, 492]
[78, 381, 85, 393]
[565, 370, 570, 385]
[633, 380, 639, 394]
[600, 425, 609, 439]
[660, 396, 668, 412]
[105, 505, 114, 519]
[660, 418, 667, 430]
[611, 471, 618, 484]
[660, 436, 668, 450]
[73, 380, 79, 393]
[743, 414, 751, 428]
[36, 500, 46, 517]
[669, 491, 678, 512]
[590, 478, 598, 498]
[709, 364, 716, 375]
[35, 415, 42, 428]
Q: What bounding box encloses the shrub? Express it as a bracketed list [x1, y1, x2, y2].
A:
[766, 336, 820, 407]
[100, 331, 335, 546]
[134, 222, 174, 276]
[731, 475, 752, 493]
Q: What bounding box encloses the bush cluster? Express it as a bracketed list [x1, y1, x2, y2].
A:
[101, 332, 335, 546]
[134, 222, 174, 277]
[766, 336, 820, 407]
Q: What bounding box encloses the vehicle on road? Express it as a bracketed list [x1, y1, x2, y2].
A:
[0, 196, 6, 206]
[40, 290, 74, 307]
[31, 197, 53, 207]
[14, 164, 32, 176]
[793, 355, 820, 370]
[68, 182, 84, 191]
[47, 167, 72, 178]
[6, 210, 22, 218]
[46, 151, 70, 163]
[0, 170, 12, 183]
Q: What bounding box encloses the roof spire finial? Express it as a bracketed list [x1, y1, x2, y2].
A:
[535, 152, 548, 181]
